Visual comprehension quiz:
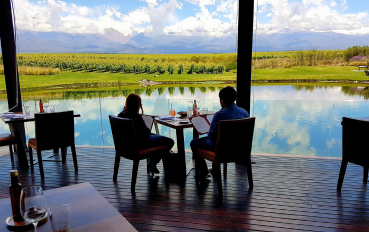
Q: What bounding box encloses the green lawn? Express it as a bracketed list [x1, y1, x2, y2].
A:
[0, 71, 236, 90]
[0, 66, 367, 90]
[253, 66, 368, 81]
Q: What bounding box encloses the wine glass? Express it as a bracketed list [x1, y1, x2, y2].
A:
[23, 102, 30, 117]
[43, 102, 49, 113]
[20, 186, 47, 232]
[213, 102, 219, 112]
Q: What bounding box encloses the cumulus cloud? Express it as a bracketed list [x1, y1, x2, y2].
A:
[257, 0, 369, 35]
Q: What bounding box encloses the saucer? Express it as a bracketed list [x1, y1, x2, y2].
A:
[6, 212, 48, 228]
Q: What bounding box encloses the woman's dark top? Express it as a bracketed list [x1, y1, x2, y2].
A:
[117, 111, 150, 149]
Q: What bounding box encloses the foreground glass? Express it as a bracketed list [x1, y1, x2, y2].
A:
[20, 186, 47, 232]
[48, 204, 70, 232]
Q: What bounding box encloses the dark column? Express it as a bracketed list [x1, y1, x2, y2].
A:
[0, 0, 23, 112]
[1, 0, 28, 169]
[236, 0, 254, 114]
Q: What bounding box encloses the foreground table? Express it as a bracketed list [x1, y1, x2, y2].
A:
[0, 182, 137, 232]
[0, 112, 81, 169]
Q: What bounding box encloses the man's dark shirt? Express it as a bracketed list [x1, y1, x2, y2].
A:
[117, 111, 150, 149]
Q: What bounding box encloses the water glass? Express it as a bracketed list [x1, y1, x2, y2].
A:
[23, 102, 30, 116]
[202, 107, 208, 114]
[48, 204, 70, 232]
[50, 105, 56, 113]
[213, 102, 219, 112]
[187, 109, 193, 117]
[187, 101, 193, 111]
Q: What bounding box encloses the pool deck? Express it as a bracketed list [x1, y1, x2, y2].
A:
[1, 147, 369, 231]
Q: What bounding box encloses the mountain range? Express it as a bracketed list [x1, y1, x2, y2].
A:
[15, 29, 369, 54]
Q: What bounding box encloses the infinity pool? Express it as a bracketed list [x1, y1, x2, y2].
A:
[1, 84, 368, 158]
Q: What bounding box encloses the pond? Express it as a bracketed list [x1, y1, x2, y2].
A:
[1, 83, 369, 158]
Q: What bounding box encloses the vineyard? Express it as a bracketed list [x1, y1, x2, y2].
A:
[0, 46, 368, 76]
[4, 53, 237, 75]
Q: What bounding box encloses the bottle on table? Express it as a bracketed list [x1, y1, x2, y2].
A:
[39, 99, 44, 113]
[193, 100, 197, 116]
[9, 170, 23, 222]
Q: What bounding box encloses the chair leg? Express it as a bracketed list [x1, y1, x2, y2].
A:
[9, 145, 14, 162]
[337, 159, 348, 191]
[37, 150, 44, 179]
[214, 164, 223, 196]
[147, 158, 150, 173]
[246, 159, 253, 190]
[113, 153, 121, 181]
[223, 163, 227, 178]
[61, 147, 67, 164]
[71, 145, 78, 172]
[364, 166, 368, 184]
[131, 160, 139, 192]
[29, 146, 34, 168]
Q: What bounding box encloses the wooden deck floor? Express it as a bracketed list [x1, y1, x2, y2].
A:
[1, 147, 369, 231]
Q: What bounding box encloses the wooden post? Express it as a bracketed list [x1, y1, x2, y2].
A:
[0, 0, 28, 168]
[236, 0, 254, 114]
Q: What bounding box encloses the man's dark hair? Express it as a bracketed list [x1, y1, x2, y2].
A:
[219, 86, 237, 105]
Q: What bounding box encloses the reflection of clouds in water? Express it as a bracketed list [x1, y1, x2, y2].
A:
[253, 101, 328, 156]
[252, 85, 368, 101]
[1, 86, 369, 157]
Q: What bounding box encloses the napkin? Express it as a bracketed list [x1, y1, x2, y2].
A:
[1, 113, 16, 117]
[14, 114, 25, 118]
[158, 115, 175, 120]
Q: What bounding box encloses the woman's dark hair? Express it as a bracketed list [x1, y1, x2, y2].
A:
[219, 86, 237, 105]
[123, 93, 144, 115]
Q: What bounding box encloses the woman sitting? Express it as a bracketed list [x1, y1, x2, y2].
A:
[117, 93, 174, 174]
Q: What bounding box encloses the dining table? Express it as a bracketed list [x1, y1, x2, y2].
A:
[0, 112, 81, 169]
[153, 111, 215, 179]
[0, 182, 137, 232]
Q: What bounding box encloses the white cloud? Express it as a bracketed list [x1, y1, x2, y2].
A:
[330, 0, 337, 7]
[257, 0, 369, 35]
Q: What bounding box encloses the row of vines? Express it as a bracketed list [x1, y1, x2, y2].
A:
[0, 47, 368, 75]
[0, 53, 237, 75]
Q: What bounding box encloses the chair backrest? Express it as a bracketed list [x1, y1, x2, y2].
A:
[109, 115, 140, 158]
[342, 117, 369, 165]
[215, 117, 255, 163]
[34, 111, 75, 151]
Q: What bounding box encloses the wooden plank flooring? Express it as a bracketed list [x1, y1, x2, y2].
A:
[1, 147, 369, 231]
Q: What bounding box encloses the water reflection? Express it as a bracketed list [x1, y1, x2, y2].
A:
[0, 84, 368, 158]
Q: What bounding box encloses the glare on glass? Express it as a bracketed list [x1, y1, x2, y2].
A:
[20, 186, 47, 232]
[48, 204, 70, 232]
[50, 105, 56, 113]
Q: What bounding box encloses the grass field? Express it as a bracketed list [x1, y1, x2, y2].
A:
[0, 66, 367, 91]
[252, 66, 369, 81]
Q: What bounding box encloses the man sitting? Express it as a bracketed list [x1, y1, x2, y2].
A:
[190, 86, 250, 178]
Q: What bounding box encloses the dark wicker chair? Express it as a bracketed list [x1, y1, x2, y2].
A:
[28, 111, 78, 179]
[109, 115, 167, 192]
[337, 117, 369, 191]
[0, 133, 17, 162]
[195, 117, 256, 195]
